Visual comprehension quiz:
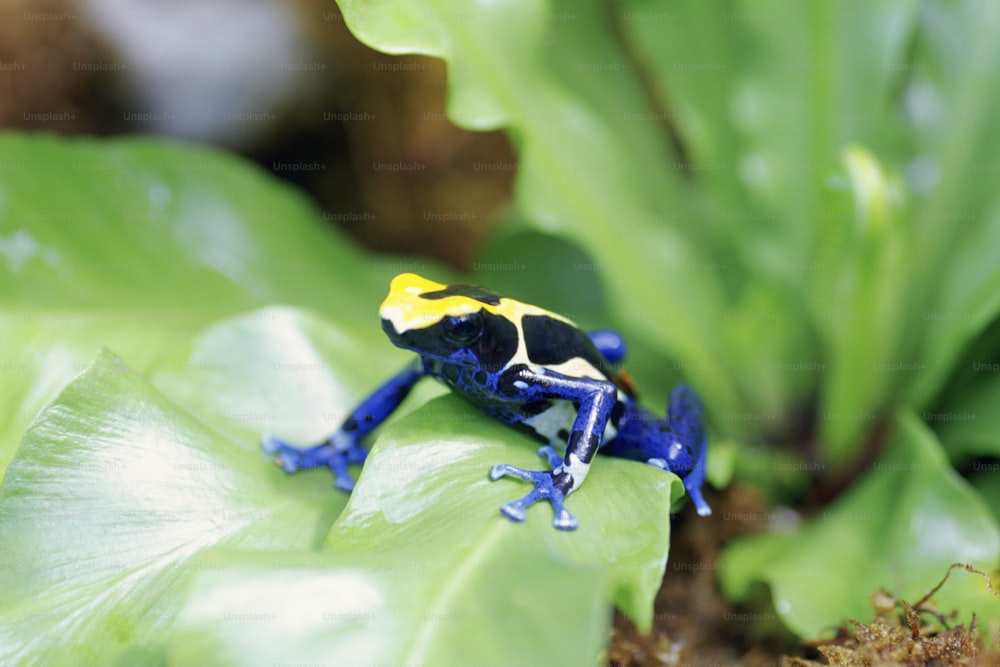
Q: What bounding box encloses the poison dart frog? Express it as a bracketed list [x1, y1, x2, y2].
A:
[263, 273, 711, 530]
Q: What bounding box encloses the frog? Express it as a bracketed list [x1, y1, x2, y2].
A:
[263, 272, 712, 530]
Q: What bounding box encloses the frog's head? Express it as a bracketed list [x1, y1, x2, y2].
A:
[379, 273, 521, 370]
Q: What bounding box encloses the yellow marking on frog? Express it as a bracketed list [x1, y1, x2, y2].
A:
[379, 273, 573, 335]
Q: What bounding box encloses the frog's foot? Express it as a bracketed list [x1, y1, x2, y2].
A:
[262, 434, 366, 493]
[489, 446, 578, 530]
[645, 457, 712, 517]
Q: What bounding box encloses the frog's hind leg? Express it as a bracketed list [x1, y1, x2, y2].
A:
[669, 384, 703, 425]
[602, 385, 713, 516]
[666, 385, 711, 516]
[679, 434, 711, 516]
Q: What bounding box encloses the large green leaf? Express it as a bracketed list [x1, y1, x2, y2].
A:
[0, 350, 345, 665]
[0, 133, 395, 478]
[0, 311, 205, 477]
[169, 548, 609, 666]
[326, 394, 684, 634]
[0, 133, 381, 313]
[719, 410, 1000, 638]
[0, 307, 686, 663]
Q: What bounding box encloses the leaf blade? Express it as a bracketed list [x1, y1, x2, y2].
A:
[325, 394, 684, 633]
[0, 350, 345, 665]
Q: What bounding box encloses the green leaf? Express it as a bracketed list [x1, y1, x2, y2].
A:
[614, 2, 745, 257]
[934, 366, 1000, 463]
[0, 309, 688, 664]
[908, 0, 1000, 270]
[907, 200, 1000, 408]
[326, 394, 684, 634]
[0, 311, 206, 478]
[723, 0, 917, 264]
[810, 146, 908, 459]
[902, 1, 1000, 405]
[0, 350, 345, 665]
[0, 133, 381, 313]
[719, 410, 1000, 638]
[0, 133, 397, 478]
[169, 548, 608, 667]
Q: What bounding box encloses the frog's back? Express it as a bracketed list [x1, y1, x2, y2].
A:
[518, 314, 617, 383]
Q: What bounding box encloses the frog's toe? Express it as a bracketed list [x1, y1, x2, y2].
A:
[326, 443, 368, 493]
[489, 446, 564, 481]
[261, 433, 288, 456]
[342, 441, 368, 466]
[551, 504, 579, 530]
[325, 444, 367, 492]
[262, 434, 327, 472]
[645, 455, 712, 516]
[536, 445, 564, 469]
[685, 479, 712, 516]
[646, 457, 667, 470]
[489, 462, 534, 482]
[332, 470, 355, 493]
[498, 496, 529, 523]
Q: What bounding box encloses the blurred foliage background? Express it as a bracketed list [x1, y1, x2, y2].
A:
[2, 0, 1000, 664]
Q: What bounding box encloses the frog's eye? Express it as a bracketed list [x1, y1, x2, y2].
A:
[442, 312, 484, 345]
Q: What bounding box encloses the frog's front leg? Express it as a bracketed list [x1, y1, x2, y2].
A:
[262, 360, 424, 492]
[489, 367, 618, 530]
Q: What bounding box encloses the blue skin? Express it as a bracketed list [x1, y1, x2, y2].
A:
[599, 381, 711, 519]
[264, 329, 711, 530]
